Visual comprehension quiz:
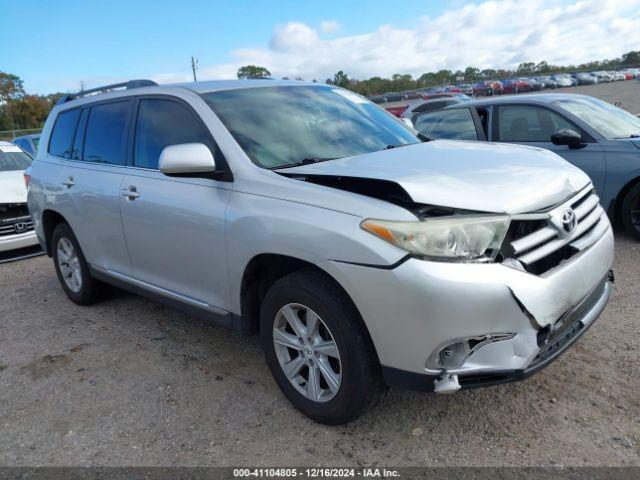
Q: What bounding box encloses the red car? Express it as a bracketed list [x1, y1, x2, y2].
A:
[502, 79, 532, 94]
[385, 105, 409, 117]
[472, 80, 503, 96]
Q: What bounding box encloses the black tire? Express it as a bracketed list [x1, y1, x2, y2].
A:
[259, 270, 382, 425]
[51, 222, 104, 305]
[621, 183, 640, 240]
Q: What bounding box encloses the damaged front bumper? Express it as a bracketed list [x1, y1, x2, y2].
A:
[325, 218, 614, 393]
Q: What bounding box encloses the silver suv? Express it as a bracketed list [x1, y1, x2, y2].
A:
[28, 79, 614, 424]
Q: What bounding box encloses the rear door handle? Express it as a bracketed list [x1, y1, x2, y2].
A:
[121, 186, 141, 200]
[62, 177, 75, 188]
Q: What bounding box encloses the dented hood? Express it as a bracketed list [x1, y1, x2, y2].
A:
[280, 140, 591, 214]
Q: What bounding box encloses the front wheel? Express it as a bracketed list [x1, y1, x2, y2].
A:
[621, 183, 640, 240]
[260, 270, 382, 425]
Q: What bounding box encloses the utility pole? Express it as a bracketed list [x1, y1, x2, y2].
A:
[191, 56, 198, 82]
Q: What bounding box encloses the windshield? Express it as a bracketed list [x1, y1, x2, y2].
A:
[202, 85, 420, 169]
[0, 145, 32, 172]
[555, 96, 640, 140]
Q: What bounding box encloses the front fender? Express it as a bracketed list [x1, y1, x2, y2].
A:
[225, 190, 407, 313]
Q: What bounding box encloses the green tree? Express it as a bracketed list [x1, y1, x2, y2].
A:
[332, 70, 350, 88]
[0, 72, 25, 102]
[236, 65, 271, 79]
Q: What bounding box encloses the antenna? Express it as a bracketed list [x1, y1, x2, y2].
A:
[191, 56, 198, 82]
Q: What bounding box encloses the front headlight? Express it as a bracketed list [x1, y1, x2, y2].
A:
[361, 216, 510, 262]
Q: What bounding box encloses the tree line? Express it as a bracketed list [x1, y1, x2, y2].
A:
[0, 73, 65, 132]
[237, 50, 640, 96]
[2, 50, 639, 131]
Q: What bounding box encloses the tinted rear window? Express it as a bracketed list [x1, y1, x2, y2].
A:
[83, 101, 130, 165]
[48, 109, 81, 158]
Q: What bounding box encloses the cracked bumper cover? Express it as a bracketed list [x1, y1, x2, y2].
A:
[326, 221, 614, 391]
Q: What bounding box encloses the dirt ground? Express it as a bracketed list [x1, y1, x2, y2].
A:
[1, 80, 639, 467]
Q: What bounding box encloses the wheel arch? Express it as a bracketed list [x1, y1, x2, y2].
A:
[611, 174, 640, 225]
[238, 254, 375, 351]
[41, 209, 70, 256]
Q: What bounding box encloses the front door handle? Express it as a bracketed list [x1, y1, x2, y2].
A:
[121, 186, 141, 200]
[62, 177, 75, 188]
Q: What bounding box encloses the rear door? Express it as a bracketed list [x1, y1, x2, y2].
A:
[52, 100, 133, 275]
[493, 104, 605, 192]
[119, 96, 232, 310]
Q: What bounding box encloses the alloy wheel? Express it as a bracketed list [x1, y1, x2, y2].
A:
[57, 237, 82, 293]
[272, 303, 342, 402]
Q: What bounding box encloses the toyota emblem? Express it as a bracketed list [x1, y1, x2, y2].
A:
[13, 222, 27, 233]
[561, 209, 577, 233]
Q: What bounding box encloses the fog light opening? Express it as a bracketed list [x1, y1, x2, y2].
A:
[429, 333, 516, 370]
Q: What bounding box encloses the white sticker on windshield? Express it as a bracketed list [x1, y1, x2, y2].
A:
[0, 145, 22, 153]
[332, 89, 368, 104]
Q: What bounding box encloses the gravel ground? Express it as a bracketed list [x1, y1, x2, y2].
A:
[1, 80, 639, 468]
[0, 230, 638, 467]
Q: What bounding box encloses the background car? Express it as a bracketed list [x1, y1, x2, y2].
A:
[12, 133, 40, 157]
[591, 71, 612, 83]
[409, 93, 640, 240]
[458, 84, 474, 96]
[526, 77, 544, 91]
[502, 79, 531, 94]
[399, 95, 473, 122]
[550, 75, 574, 87]
[575, 72, 598, 85]
[0, 141, 41, 261]
[611, 71, 626, 81]
[473, 80, 504, 96]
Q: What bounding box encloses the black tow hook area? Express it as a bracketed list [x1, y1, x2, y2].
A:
[608, 269, 615, 283]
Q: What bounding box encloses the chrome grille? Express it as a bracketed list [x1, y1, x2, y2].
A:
[0, 203, 34, 237]
[502, 186, 608, 275]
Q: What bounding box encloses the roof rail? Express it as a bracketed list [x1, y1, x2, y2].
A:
[56, 79, 158, 105]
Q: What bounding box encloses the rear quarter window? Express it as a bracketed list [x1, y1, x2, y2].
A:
[48, 109, 81, 158]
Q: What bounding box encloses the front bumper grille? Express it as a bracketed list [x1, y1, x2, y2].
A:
[500, 186, 608, 275]
[0, 204, 34, 237]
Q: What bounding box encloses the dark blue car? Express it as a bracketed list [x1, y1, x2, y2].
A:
[411, 93, 640, 239]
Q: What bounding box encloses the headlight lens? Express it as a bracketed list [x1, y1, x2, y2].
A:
[361, 216, 510, 262]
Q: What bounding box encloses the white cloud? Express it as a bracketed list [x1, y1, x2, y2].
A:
[320, 20, 341, 33]
[269, 22, 319, 52]
[155, 0, 640, 83]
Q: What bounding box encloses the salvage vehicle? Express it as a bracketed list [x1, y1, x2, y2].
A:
[0, 141, 41, 261]
[28, 80, 614, 424]
[408, 93, 640, 240]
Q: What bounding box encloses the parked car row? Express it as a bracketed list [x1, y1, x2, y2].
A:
[370, 69, 640, 103]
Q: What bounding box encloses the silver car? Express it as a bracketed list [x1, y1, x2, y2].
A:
[28, 80, 614, 424]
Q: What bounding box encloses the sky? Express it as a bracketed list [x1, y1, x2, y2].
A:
[2, 0, 639, 94]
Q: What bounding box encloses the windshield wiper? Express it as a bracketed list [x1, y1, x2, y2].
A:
[613, 134, 640, 139]
[270, 157, 338, 170]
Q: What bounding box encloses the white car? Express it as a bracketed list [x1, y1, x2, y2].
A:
[0, 141, 39, 259]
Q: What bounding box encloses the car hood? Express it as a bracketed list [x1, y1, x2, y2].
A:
[280, 140, 591, 214]
[0, 170, 28, 203]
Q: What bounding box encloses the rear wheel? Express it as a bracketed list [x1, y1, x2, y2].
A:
[260, 270, 382, 425]
[52, 223, 104, 305]
[621, 183, 640, 240]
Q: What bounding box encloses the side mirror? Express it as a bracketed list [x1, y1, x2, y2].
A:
[400, 117, 414, 128]
[159, 143, 216, 175]
[551, 129, 584, 149]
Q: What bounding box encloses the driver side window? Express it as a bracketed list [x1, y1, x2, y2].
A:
[497, 105, 575, 142]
